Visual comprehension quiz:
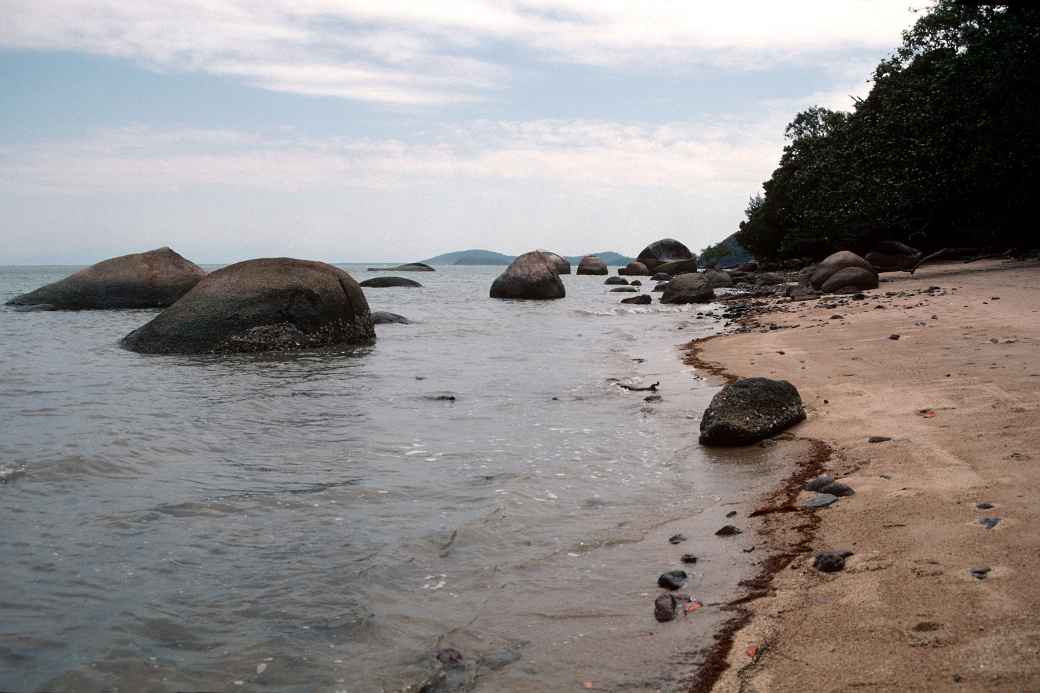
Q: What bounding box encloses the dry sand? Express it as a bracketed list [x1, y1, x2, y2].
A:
[694, 260, 1040, 693]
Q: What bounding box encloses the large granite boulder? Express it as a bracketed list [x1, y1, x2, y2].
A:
[359, 276, 422, 288]
[809, 251, 875, 290]
[121, 258, 375, 354]
[866, 241, 922, 273]
[604, 276, 629, 285]
[653, 258, 700, 276]
[636, 239, 695, 272]
[820, 267, 879, 293]
[618, 261, 651, 276]
[537, 251, 572, 275]
[702, 269, 734, 289]
[651, 272, 672, 282]
[490, 251, 566, 300]
[6, 247, 205, 310]
[660, 273, 715, 304]
[699, 378, 806, 446]
[576, 255, 609, 275]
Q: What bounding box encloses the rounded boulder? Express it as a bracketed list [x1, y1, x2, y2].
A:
[604, 276, 629, 285]
[359, 276, 423, 288]
[537, 250, 572, 275]
[618, 261, 651, 276]
[121, 258, 375, 354]
[636, 239, 695, 273]
[821, 267, 879, 293]
[702, 269, 734, 289]
[576, 255, 609, 275]
[809, 251, 875, 290]
[660, 273, 715, 304]
[6, 247, 205, 310]
[490, 251, 566, 300]
[699, 377, 806, 446]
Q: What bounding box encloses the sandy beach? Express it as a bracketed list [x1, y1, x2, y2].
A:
[693, 259, 1040, 692]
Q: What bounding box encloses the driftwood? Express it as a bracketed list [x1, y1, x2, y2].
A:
[910, 247, 1012, 274]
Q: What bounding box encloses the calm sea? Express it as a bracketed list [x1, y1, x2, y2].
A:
[0, 264, 786, 693]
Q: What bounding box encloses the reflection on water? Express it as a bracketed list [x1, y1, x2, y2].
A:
[0, 264, 782, 692]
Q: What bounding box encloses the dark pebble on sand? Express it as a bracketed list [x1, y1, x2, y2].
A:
[681, 554, 698, 564]
[480, 648, 520, 670]
[657, 570, 688, 590]
[814, 549, 853, 573]
[654, 594, 679, 622]
[976, 501, 994, 510]
[715, 525, 742, 537]
[804, 474, 834, 492]
[979, 517, 1001, 529]
[819, 482, 855, 497]
[668, 533, 686, 545]
[802, 493, 839, 509]
[889, 334, 900, 340]
[969, 567, 991, 580]
[868, 436, 892, 443]
[726, 510, 737, 518]
[644, 394, 662, 403]
[436, 648, 464, 668]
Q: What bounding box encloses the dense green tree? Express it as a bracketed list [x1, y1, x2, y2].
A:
[736, 0, 1039, 260]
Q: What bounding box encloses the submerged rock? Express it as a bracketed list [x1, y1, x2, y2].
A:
[660, 273, 714, 304]
[605, 276, 629, 285]
[610, 286, 638, 293]
[7, 247, 205, 310]
[576, 255, 609, 275]
[359, 276, 422, 288]
[490, 251, 566, 300]
[371, 311, 411, 325]
[121, 258, 375, 354]
[637, 239, 695, 273]
[699, 377, 806, 445]
[619, 261, 651, 276]
[621, 294, 652, 305]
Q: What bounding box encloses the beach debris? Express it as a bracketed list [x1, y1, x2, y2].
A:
[618, 381, 660, 392]
[818, 481, 855, 497]
[654, 594, 679, 622]
[685, 599, 704, 614]
[699, 377, 806, 446]
[583, 682, 594, 689]
[889, 334, 901, 340]
[0, 465, 27, 484]
[425, 393, 457, 402]
[970, 567, 992, 580]
[715, 525, 742, 537]
[680, 554, 698, 564]
[868, 436, 892, 443]
[814, 549, 854, 573]
[436, 648, 464, 668]
[668, 533, 686, 545]
[746, 643, 765, 660]
[256, 662, 268, 675]
[657, 570, 688, 590]
[918, 408, 936, 417]
[979, 517, 1001, 529]
[976, 501, 995, 510]
[804, 474, 834, 492]
[802, 493, 839, 509]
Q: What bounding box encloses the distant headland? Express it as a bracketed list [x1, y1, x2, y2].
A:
[421, 249, 634, 266]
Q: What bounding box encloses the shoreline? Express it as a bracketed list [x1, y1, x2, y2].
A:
[685, 259, 1040, 692]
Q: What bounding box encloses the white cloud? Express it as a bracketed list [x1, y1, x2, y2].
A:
[1, 0, 918, 105]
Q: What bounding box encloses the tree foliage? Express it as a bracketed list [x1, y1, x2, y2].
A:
[736, 1, 1040, 260]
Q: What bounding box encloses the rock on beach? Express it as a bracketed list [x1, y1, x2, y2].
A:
[699, 377, 806, 446]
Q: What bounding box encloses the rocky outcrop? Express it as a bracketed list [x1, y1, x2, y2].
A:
[121, 258, 375, 354]
[537, 251, 572, 275]
[6, 247, 205, 310]
[618, 261, 651, 276]
[359, 276, 422, 288]
[651, 272, 672, 282]
[821, 267, 879, 293]
[576, 255, 609, 275]
[372, 311, 411, 325]
[866, 241, 922, 273]
[636, 239, 695, 273]
[368, 262, 435, 272]
[490, 251, 566, 300]
[702, 269, 733, 288]
[660, 273, 715, 304]
[808, 251, 876, 291]
[653, 258, 700, 276]
[604, 276, 629, 285]
[699, 377, 806, 446]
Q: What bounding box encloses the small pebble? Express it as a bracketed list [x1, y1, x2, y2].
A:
[969, 567, 991, 580]
[654, 594, 679, 622]
[889, 334, 900, 340]
[976, 501, 994, 510]
[804, 474, 834, 492]
[726, 510, 737, 518]
[868, 436, 892, 443]
[715, 525, 742, 537]
[979, 517, 1001, 529]
[668, 533, 686, 545]
[680, 554, 698, 564]
[814, 549, 853, 573]
[802, 493, 839, 509]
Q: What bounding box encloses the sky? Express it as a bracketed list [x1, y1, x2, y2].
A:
[0, 1, 922, 264]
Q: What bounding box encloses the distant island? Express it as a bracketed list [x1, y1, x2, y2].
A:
[421, 249, 634, 266]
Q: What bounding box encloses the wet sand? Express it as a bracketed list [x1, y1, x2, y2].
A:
[693, 260, 1040, 692]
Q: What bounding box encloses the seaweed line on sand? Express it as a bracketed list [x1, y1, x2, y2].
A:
[679, 331, 832, 693]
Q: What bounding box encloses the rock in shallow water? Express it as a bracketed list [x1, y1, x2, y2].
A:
[654, 594, 679, 622]
[359, 276, 422, 288]
[621, 294, 651, 305]
[490, 251, 566, 300]
[371, 311, 411, 325]
[660, 273, 714, 304]
[657, 570, 688, 590]
[699, 377, 806, 446]
[121, 258, 375, 354]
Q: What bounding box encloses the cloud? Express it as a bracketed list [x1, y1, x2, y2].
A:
[1, 0, 916, 105]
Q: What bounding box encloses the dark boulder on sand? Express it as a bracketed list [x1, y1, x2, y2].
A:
[699, 377, 806, 446]
[360, 276, 423, 288]
[637, 239, 695, 273]
[618, 261, 651, 276]
[7, 247, 205, 310]
[660, 273, 714, 304]
[490, 251, 566, 300]
[537, 250, 572, 275]
[576, 255, 609, 275]
[866, 241, 922, 273]
[809, 251, 877, 292]
[605, 276, 629, 285]
[121, 258, 375, 354]
[821, 267, 878, 293]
